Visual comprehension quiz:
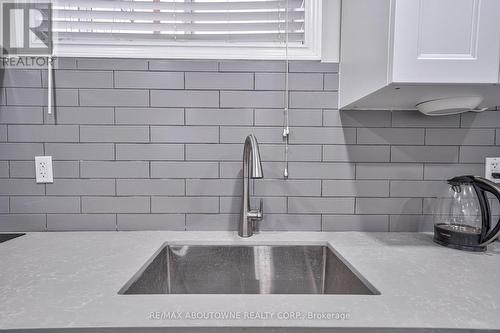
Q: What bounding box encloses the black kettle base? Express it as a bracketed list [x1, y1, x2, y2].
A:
[433, 224, 486, 252]
[433, 237, 486, 252]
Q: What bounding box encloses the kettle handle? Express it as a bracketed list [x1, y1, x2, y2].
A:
[473, 176, 500, 246]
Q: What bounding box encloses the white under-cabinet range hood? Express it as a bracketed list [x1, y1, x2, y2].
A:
[339, 0, 500, 115]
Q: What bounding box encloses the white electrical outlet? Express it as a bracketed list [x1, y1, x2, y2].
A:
[485, 157, 500, 183]
[35, 156, 53, 183]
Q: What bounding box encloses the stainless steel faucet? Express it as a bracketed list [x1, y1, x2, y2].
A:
[239, 134, 264, 237]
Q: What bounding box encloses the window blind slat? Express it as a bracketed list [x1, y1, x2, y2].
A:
[55, 31, 304, 42]
[54, 0, 303, 11]
[54, 9, 304, 22]
[53, 21, 304, 33]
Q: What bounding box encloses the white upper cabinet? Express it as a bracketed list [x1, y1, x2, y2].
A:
[393, 0, 500, 84]
[339, 0, 500, 110]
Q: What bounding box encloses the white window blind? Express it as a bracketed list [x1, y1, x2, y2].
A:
[52, 0, 306, 48]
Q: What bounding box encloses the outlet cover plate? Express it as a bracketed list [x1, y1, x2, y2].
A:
[485, 157, 500, 184]
[35, 156, 53, 183]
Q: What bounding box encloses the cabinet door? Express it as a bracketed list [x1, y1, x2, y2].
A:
[392, 0, 500, 84]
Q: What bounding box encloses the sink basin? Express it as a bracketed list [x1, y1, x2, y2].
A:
[0, 233, 25, 244]
[120, 245, 378, 295]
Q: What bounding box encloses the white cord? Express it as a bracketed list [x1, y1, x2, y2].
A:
[282, 0, 290, 179]
[47, 56, 53, 115]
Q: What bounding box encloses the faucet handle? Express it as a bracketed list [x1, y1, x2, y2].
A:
[255, 198, 263, 221]
[248, 198, 264, 221]
[258, 198, 264, 220]
[251, 199, 264, 233]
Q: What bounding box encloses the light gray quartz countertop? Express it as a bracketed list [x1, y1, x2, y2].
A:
[0, 231, 499, 332]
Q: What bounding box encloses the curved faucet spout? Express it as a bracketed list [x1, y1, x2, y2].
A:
[239, 135, 264, 237]
[244, 134, 263, 179]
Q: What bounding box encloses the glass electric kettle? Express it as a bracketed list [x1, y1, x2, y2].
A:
[433, 175, 500, 252]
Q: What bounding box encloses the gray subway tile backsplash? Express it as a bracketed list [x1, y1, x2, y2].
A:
[423, 163, 484, 180]
[0, 125, 7, 141]
[186, 72, 253, 90]
[47, 214, 117, 231]
[0, 88, 5, 105]
[186, 214, 238, 231]
[323, 74, 339, 91]
[0, 58, 498, 232]
[46, 179, 115, 196]
[117, 179, 185, 196]
[116, 214, 186, 231]
[219, 197, 287, 214]
[220, 126, 283, 144]
[260, 214, 321, 231]
[0, 197, 8, 213]
[324, 110, 392, 127]
[322, 180, 389, 197]
[289, 91, 338, 109]
[288, 197, 354, 214]
[461, 110, 500, 128]
[322, 215, 389, 232]
[356, 163, 424, 180]
[6, 88, 78, 106]
[0, 179, 44, 195]
[220, 91, 284, 108]
[80, 161, 149, 178]
[149, 59, 218, 72]
[323, 145, 390, 162]
[46, 143, 114, 160]
[117, 214, 185, 231]
[8, 125, 79, 142]
[254, 73, 323, 91]
[357, 128, 425, 145]
[80, 125, 150, 143]
[389, 181, 443, 198]
[425, 128, 495, 146]
[152, 197, 218, 214]
[115, 71, 184, 89]
[356, 198, 423, 215]
[10, 161, 79, 179]
[219, 60, 286, 72]
[255, 109, 323, 127]
[0, 214, 46, 231]
[459, 146, 500, 163]
[0, 161, 9, 178]
[116, 144, 184, 161]
[254, 179, 322, 197]
[0, 106, 43, 124]
[151, 161, 218, 178]
[11, 196, 80, 213]
[80, 89, 149, 107]
[391, 146, 459, 163]
[0, 143, 43, 160]
[77, 58, 148, 70]
[288, 61, 339, 73]
[115, 108, 184, 125]
[82, 197, 150, 213]
[186, 108, 253, 126]
[392, 111, 460, 128]
[2, 69, 42, 88]
[151, 126, 219, 143]
[44, 107, 114, 125]
[42, 70, 113, 89]
[151, 90, 219, 107]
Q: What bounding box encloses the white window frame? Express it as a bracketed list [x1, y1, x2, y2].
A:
[53, 0, 323, 60]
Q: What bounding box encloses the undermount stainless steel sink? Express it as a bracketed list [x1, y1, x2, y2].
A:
[120, 245, 379, 295]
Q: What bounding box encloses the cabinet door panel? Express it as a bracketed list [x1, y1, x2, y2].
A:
[392, 0, 500, 83]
